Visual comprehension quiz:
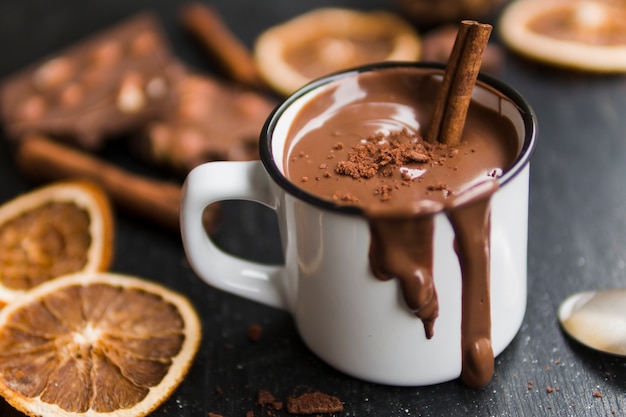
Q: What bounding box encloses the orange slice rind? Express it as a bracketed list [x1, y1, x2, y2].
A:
[254, 8, 422, 96]
[499, 0, 626, 72]
[0, 271, 202, 417]
[0, 180, 114, 306]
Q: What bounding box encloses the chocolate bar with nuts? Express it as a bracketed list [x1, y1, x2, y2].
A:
[135, 73, 277, 175]
[0, 12, 183, 150]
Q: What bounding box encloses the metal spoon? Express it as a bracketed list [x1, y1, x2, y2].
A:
[558, 289, 626, 356]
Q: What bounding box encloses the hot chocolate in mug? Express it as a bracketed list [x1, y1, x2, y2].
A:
[180, 62, 537, 387]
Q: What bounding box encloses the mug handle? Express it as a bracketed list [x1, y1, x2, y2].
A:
[180, 160, 287, 310]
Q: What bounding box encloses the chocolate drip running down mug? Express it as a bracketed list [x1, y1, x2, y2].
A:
[181, 62, 537, 387]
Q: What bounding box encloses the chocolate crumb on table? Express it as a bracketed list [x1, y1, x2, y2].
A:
[286, 391, 344, 415]
[246, 323, 263, 342]
[257, 389, 283, 411]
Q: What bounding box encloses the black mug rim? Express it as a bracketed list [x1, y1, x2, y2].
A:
[260, 61, 538, 215]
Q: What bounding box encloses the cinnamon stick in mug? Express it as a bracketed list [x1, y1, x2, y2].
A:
[426, 21, 492, 146]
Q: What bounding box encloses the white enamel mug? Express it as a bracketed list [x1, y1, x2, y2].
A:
[181, 62, 537, 386]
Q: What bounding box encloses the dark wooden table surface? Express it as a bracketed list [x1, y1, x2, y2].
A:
[1, 1, 626, 416]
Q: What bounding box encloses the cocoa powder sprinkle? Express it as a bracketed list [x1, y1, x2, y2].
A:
[335, 131, 434, 180]
[320, 130, 464, 203]
[333, 130, 451, 186]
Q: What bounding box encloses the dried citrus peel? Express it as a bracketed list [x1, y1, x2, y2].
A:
[254, 8, 421, 96]
[0, 272, 201, 417]
[499, 0, 626, 72]
[0, 181, 114, 306]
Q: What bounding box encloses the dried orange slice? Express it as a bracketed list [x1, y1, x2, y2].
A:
[499, 0, 626, 72]
[0, 181, 114, 307]
[0, 272, 201, 417]
[254, 8, 421, 96]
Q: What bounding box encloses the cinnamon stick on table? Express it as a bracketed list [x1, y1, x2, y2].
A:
[426, 21, 492, 146]
[15, 135, 219, 234]
[180, 2, 263, 89]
